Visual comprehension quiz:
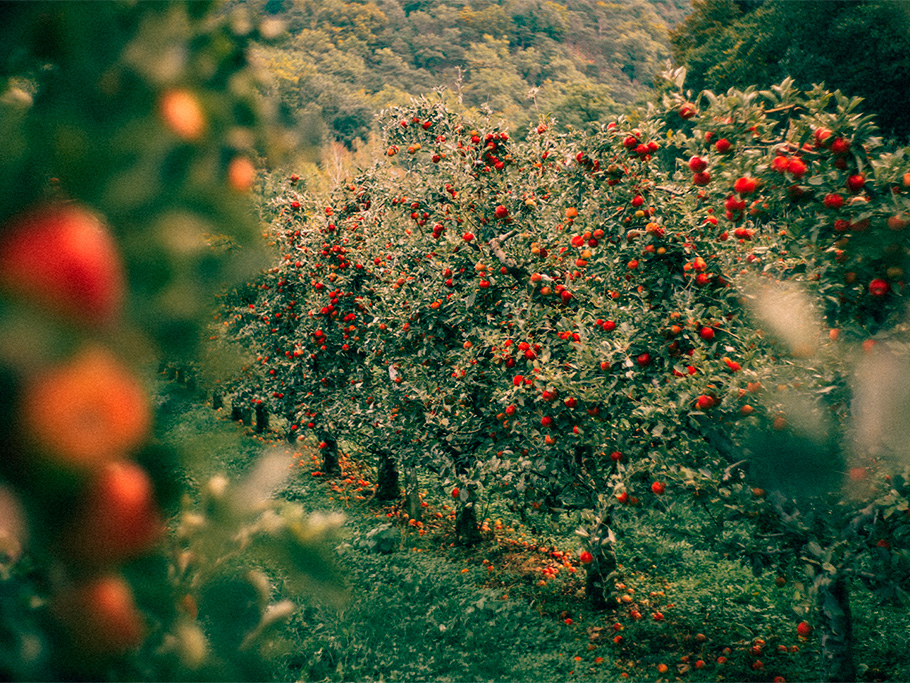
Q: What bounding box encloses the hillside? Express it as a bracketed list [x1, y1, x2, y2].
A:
[229, 0, 690, 150]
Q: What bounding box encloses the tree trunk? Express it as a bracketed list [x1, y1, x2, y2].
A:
[455, 502, 481, 547]
[321, 434, 339, 475]
[404, 466, 421, 522]
[375, 449, 400, 501]
[585, 547, 618, 610]
[255, 404, 269, 433]
[818, 575, 856, 682]
[231, 402, 243, 422]
[286, 414, 297, 442]
[212, 391, 223, 410]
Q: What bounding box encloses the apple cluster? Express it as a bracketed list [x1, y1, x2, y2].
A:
[0, 203, 160, 659]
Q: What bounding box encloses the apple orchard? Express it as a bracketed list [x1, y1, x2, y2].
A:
[217, 73, 910, 681]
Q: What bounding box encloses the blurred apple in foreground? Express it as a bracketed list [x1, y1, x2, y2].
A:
[18, 345, 151, 470]
[0, 203, 125, 327]
[61, 461, 163, 566]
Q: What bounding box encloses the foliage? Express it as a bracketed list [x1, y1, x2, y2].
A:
[670, 0, 910, 139]
[0, 2, 340, 680]
[218, 68, 910, 680]
[241, 0, 685, 148]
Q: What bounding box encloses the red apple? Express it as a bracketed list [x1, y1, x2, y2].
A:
[688, 156, 708, 173]
[696, 394, 715, 410]
[797, 621, 812, 637]
[787, 157, 807, 178]
[734, 176, 758, 195]
[51, 574, 146, 656]
[679, 103, 697, 119]
[869, 278, 890, 297]
[494, 205, 509, 219]
[579, 550, 593, 564]
[831, 137, 850, 155]
[0, 203, 125, 327]
[846, 173, 866, 193]
[824, 193, 844, 209]
[60, 461, 162, 566]
[651, 481, 666, 495]
[714, 138, 732, 153]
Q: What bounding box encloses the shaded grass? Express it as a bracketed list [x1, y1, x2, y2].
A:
[156, 381, 910, 682]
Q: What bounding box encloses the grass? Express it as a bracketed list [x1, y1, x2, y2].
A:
[155, 380, 910, 682]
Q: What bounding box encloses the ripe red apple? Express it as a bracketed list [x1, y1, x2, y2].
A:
[610, 451, 623, 462]
[830, 137, 850, 155]
[696, 394, 715, 410]
[579, 550, 593, 564]
[846, 173, 865, 193]
[823, 193, 844, 209]
[797, 621, 812, 637]
[0, 203, 125, 327]
[494, 205, 509, 219]
[678, 103, 697, 120]
[734, 176, 757, 195]
[693, 171, 711, 186]
[636, 352, 651, 367]
[699, 326, 715, 341]
[786, 157, 807, 178]
[714, 138, 732, 153]
[451, 487, 460, 499]
[869, 278, 890, 297]
[689, 157, 708, 173]
[60, 461, 162, 566]
[651, 481, 665, 495]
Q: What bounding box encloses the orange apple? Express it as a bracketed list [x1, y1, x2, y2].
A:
[18, 345, 151, 470]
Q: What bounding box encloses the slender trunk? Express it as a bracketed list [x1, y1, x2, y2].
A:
[585, 547, 618, 610]
[818, 575, 856, 682]
[231, 401, 243, 422]
[255, 404, 269, 433]
[404, 466, 421, 522]
[286, 414, 297, 443]
[375, 449, 400, 501]
[455, 501, 481, 547]
[212, 391, 223, 410]
[321, 434, 339, 475]
[584, 507, 619, 610]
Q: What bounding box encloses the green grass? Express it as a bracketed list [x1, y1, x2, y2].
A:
[155, 380, 910, 682]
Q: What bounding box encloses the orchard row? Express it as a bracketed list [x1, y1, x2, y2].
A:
[215, 72, 910, 680]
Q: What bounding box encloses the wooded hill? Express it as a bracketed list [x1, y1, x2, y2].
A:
[227, 0, 690, 150]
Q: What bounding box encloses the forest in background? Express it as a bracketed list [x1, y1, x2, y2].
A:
[221, 0, 910, 168]
[224, 0, 689, 156]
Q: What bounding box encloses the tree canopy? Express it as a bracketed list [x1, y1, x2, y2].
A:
[671, 0, 910, 139]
